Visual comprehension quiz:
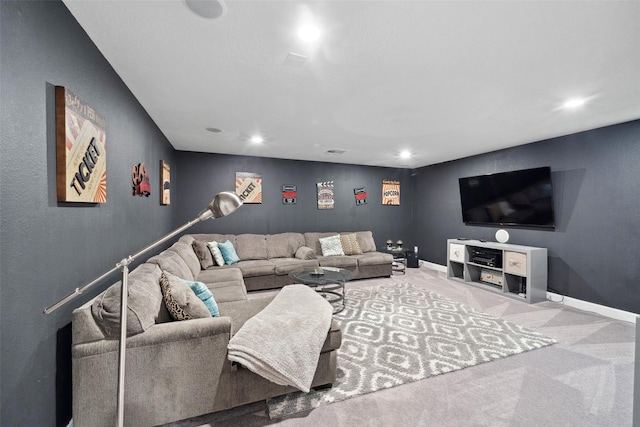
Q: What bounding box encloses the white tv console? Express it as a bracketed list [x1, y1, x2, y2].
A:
[446, 239, 548, 304]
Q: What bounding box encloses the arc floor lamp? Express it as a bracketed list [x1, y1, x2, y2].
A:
[44, 191, 243, 427]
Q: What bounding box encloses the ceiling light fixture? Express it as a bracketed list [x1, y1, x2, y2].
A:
[250, 135, 264, 144]
[562, 98, 586, 109]
[206, 127, 222, 133]
[400, 150, 411, 159]
[298, 25, 321, 42]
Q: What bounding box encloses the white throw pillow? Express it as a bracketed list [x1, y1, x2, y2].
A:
[319, 235, 345, 256]
[207, 241, 225, 266]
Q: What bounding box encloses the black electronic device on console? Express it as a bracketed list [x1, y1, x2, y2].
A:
[470, 247, 503, 268]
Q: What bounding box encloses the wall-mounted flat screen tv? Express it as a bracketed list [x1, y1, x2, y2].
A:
[459, 166, 555, 229]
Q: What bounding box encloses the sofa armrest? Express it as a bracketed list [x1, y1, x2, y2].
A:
[72, 316, 232, 426]
[295, 246, 316, 260]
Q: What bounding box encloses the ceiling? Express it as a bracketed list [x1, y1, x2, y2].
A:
[62, 0, 640, 169]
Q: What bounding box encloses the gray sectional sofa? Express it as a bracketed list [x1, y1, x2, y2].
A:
[71, 230, 390, 426]
[180, 231, 393, 291]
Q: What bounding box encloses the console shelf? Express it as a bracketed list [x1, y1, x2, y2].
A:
[447, 239, 547, 304]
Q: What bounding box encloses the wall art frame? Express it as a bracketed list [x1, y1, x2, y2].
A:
[382, 179, 400, 205]
[236, 172, 262, 204]
[55, 86, 107, 203]
[160, 160, 170, 205]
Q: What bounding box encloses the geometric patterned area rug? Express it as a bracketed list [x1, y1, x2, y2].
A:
[267, 282, 557, 419]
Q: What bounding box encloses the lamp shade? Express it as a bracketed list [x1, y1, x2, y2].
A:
[198, 191, 243, 221]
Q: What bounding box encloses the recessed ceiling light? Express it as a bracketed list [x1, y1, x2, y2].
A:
[250, 135, 264, 144]
[298, 25, 321, 42]
[184, 0, 227, 19]
[563, 98, 586, 109]
[206, 127, 222, 133]
[400, 150, 411, 159]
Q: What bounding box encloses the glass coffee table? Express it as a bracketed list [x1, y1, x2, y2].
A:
[289, 267, 352, 314]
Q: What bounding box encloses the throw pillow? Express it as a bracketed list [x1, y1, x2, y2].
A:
[217, 240, 240, 265]
[159, 273, 211, 321]
[192, 240, 214, 269]
[295, 246, 316, 260]
[178, 277, 219, 317]
[340, 233, 363, 255]
[207, 241, 225, 266]
[319, 235, 345, 256]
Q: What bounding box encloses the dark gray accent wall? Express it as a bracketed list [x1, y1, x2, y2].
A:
[1, 2, 177, 425]
[413, 120, 640, 313]
[174, 152, 413, 248]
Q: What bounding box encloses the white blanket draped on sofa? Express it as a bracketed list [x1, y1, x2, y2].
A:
[227, 284, 333, 393]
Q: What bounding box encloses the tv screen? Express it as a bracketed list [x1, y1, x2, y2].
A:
[458, 167, 555, 229]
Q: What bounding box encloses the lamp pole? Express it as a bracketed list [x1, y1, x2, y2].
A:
[44, 192, 242, 426]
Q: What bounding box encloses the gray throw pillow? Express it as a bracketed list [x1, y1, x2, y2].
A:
[159, 273, 211, 321]
[192, 240, 214, 269]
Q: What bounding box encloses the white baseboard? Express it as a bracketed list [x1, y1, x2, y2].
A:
[422, 262, 637, 324]
[546, 292, 638, 324]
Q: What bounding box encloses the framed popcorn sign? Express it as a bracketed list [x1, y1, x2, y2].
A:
[55, 87, 107, 203]
[382, 179, 400, 205]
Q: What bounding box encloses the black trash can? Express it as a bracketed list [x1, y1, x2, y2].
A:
[407, 252, 420, 268]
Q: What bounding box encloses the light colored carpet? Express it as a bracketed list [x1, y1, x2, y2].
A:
[166, 266, 635, 427]
[267, 282, 556, 419]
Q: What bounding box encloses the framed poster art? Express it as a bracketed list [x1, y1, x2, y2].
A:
[236, 172, 262, 203]
[354, 187, 367, 205]
[382, 180, 400, 205]
[317, 181, 334, 209]
[55, 86, 107, 203]
[282, 185, 297, 204]
[160, 160, 170, 205]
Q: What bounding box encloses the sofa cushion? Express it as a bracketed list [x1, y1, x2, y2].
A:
[192, 240, 214, 269]
[236, 260, 275, 278]
[207, 241, 225, 266]
[266, 233, 305, 258]
[168, 241, 201, 279]
[355, 231, 377, 253]
[319, 235, 345, 256]
[304, 232, 338, 255]
[91, 263, 167, 338]
[295, 246, 316, 260]
[340, 233, 363, 255]
[236, 234, 268, 260]
[353, 251, 394, 266]
[196, 268, 248, 302]
[218, 240, 240, 265]
[318, 255, 358, 268]
[272, 258, 319, 275]
[160, 273, 211, 320]
[148, 250, 194, 281]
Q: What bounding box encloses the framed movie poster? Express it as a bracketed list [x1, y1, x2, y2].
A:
[317, 181, 334, 209]
[382, 180, 400, 205]
[354, 187, 367, 205]
[55, 86, 107, 203]
[236, 172, 262, 203]
[282, 185, 297, 204]
[160, 160, 170, 205]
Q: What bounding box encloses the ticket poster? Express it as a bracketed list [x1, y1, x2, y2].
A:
[236, 172, 262, 204]
[382, 180, 400, 205]
[56, 87, 107, 203]
[160, 160, 171, 205]
[317, 181, 334, 209]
